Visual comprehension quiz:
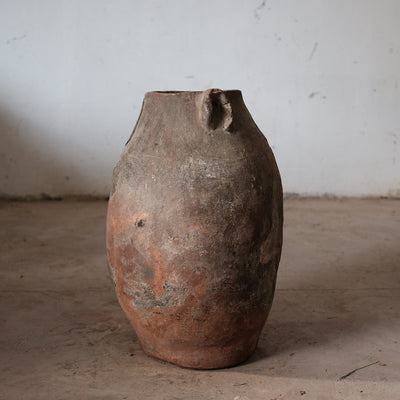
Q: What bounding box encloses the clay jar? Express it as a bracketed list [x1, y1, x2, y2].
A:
[106, 89, 283, 369]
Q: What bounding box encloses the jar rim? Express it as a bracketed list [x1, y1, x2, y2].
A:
[146, 89, 242, 95]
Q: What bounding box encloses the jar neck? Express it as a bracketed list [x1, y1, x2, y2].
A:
[140, 89, 250, 133]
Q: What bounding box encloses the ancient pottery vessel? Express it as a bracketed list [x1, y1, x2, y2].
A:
[106, 89, 283, 369]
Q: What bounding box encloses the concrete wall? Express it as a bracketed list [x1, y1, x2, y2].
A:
[1, 0, 399, 198]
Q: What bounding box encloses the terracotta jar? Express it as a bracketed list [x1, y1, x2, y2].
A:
[106, 89, 283, 369]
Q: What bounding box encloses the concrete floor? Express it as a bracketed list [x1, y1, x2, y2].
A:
[1, 199, 399, 399]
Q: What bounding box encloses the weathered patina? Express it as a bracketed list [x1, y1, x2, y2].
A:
[106, 89, 283, 369]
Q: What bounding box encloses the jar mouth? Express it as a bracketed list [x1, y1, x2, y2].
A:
[152, 91, 188, 94]
[147, 89, 242, 95]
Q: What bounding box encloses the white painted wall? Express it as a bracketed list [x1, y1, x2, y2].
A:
[1, 0, 399, 197]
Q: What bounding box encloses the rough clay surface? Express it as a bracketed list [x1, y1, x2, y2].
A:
[107, 90, 283, 368]
[1, 199, 400, 399]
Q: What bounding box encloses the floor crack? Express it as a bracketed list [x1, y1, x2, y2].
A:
[339, 361, 380, 380]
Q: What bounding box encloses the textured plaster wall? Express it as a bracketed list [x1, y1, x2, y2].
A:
[1, 0, 399, 197]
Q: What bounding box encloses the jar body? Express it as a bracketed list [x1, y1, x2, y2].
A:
[106, 89, 283, 369]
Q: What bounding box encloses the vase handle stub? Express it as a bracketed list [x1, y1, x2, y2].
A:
[200, 89, 233, 132]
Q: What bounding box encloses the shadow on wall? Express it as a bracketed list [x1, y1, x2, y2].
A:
[0, 104, 109, 199]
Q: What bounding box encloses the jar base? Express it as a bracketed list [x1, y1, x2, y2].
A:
[138, 336, 260, 369]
